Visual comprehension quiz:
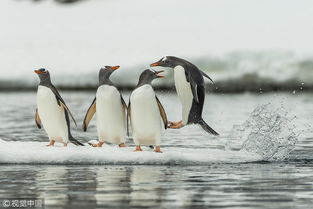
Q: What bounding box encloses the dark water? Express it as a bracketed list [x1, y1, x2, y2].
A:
[0, 164, 313, 209]
[0, 92, 312, 209]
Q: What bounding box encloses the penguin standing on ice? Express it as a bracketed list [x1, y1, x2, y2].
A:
[128, 69, 168, 153]
[34, 68, 84, 146]
[150, 56, 219, 135]
[83, 66, 127, 147]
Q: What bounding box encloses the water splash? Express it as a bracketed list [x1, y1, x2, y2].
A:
[227, 104, 298, 161]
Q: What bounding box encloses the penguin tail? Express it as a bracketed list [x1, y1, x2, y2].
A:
[69, 136, 85, 146]
[197, 119, 219, 136]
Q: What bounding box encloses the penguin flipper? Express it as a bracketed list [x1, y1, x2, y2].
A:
[120, 95, 127, 111]
[121, 95, 129, 136]
[185, 69, 199, 103]
[35, 108, 42, 129]
[126, 101, 131, 137]
[155, 96, 168, 130]
[198, 119, 219, 135]
[82, 97, 96, 132]
[49, 84, 77, 127]
[190, 80, 199, 103]
[60, 102, 77, 127]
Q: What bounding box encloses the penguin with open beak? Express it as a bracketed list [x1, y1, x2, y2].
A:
[83, 66, 127, 147]
[34, 68, 84, 146]
[127, 69, 168, 153]
[150, 56, 219, 135]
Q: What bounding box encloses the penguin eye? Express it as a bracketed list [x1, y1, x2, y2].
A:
[161, 57, 167, 62]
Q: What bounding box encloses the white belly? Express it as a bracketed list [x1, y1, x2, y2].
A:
[37, 86, 69, 143]
[174, 65, 193, 125]
[130, 85, 161, 146]
[96, 85, 126, 144]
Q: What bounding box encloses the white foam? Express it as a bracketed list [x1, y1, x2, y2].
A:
[227, 104, 298, 161]
[0, 139, 261, 165]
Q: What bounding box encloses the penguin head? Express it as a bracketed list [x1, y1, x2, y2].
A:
[99, 65, 120, 82]
[137, 69, 165, 86]
[150, 56, 178, 68]
[34, 68, 50, 81]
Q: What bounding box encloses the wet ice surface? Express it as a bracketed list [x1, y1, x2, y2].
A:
[0, 92, 312, 209]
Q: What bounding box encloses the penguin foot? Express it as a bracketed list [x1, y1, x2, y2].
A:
[90, 141, 104, 147]
[134, 146, 142, 152]
[168, 120, 182, 126]
[46, 140, 55, 147]
[169, 124, 184, 129]
[63, 143, 68, 147]
[119, 143, 126, 148]
[168, 120, 184, 129]
[154, 146, 162, 153]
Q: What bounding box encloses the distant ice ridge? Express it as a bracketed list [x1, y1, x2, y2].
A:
[227, 104, 298, 161]
[198, 52, 313, 83]
[1, 52, 312, 92]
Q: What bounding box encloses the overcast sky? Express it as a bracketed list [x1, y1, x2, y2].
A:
[1, 0, 313, 78]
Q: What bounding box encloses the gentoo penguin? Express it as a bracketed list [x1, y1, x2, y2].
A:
[83, 66, 127, 147]
[128, 69, 168, 153]
[150, 56, 219, 135]
[34, 68, 84, 146]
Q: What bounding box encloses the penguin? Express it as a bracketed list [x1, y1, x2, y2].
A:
[150, 56, 219, 135]
[34, 68, 84, 146]
[128, 69, 168, 153]
[83, 66, 127, 147]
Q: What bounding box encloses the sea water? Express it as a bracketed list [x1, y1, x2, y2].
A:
[0, 92, 312, 208]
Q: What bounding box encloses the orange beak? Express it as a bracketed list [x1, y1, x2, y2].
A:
[34, 70, 44, 74]
[156, 70, 165, 78]
[111, 65, 120, 70]
[150, 62, 161, 67]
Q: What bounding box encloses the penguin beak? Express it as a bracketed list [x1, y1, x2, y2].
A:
[155, 70, 165, 78]
[150, 62, 161, 67]
[111, 66, 120, 70]
[34, 70, 44, 74]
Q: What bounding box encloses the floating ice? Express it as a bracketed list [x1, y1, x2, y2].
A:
[0, 139, 261, 165]
[0, 104, 298, 165]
